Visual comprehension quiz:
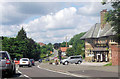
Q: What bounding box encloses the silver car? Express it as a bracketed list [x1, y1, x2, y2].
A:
[61, 55, 82, 65]
[0, 51, 16, 77]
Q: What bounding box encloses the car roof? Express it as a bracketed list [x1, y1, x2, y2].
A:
[20, 58, 29, 59]
[69, 55, 82, 57]
[0, 51, 8, 53]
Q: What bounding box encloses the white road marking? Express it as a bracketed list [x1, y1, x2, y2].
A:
[18, 70, 31, 78]
[18, 70, 22, 74]
[37, 65, 89, 77]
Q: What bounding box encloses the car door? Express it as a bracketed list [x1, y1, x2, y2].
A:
[69, 57, 76, 63]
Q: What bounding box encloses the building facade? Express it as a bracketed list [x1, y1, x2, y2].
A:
[80, 9, 118, 62]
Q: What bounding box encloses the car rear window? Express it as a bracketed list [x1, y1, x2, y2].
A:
[22, 59, 28, 61]
[0, 52, 9, 59]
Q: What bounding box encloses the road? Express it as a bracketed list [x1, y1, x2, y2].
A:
[10, 62, 73, 78]
[3, 61, 119, 78]
[50, 48, 58, 60]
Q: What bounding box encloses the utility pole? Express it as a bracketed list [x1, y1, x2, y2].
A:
[66, 36, 67, 47]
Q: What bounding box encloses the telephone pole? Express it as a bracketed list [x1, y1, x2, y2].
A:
[66, 36, 67, 47]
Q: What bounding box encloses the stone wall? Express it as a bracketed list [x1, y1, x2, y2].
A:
[111, 45, 120, 66]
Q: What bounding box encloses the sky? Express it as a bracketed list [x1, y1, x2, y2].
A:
[0, 2, 112, 44]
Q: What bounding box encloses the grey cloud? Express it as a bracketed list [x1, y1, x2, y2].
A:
[1, 2, 64, 25]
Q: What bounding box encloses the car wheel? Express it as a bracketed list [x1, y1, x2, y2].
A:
[64, 61, 68, 65]
[77, 61, 81, 64]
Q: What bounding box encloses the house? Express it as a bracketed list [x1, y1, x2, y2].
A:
[59, 47, 69, 56]
[38, 42, 46, 47]
[80, 9, 118, 62]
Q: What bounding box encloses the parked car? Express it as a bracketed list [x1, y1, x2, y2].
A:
[38, 59, 42, 63]
[30, 59, 35, 66]
[45, 58, 50, 61]
[0, 51, 16, 77]
[61, 55, 82, 65]
[19, 58, 32, 67]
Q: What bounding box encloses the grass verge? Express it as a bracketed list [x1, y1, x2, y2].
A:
[104, 62, 112, 66]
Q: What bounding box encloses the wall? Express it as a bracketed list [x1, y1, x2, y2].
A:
[85, 39, 94, 61]
[111, 45, 120, 65]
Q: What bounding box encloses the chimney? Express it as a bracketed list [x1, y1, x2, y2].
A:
[100, 9, 107, 29]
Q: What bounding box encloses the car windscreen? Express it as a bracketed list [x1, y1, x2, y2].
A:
[0, 52, 9, 59]
[22, 59, 28, 61]
[30, 59, 33, 61]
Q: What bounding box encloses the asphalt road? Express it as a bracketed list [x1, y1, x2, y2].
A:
[15, 62, 73, 78]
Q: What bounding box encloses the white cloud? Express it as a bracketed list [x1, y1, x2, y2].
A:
[1, 2, 112, 44]
[78, 2, 112, 16]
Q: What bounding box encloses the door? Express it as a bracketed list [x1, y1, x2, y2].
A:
[69, 57, 76, 63]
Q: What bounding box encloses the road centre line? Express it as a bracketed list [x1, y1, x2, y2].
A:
[37, 65, 88, 77]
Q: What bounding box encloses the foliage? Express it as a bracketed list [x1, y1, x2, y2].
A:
[53, 43, 60, 49]
[59, 42, 69, 47]
[104, 62, 112, 66]
[66, 32, 86, 58]
[1, 28, 41, 60]
[103, 1, 120, 44]
[16, 27, 27, 40]
[40, 43, 53, 59]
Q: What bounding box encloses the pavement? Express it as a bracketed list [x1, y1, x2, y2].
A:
[39, 62, 119, 77]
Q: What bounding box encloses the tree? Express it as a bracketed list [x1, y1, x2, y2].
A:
[2, 28, 41, 60]
[54, 43, 60, 49]
[66, 32, 86, 57]
[103, 1, 120, 44]
[66, 48, 75, 56]
[60, 42, 69, 47]
[16, 27, 27, 40]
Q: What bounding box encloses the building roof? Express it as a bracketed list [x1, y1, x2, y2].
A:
[80, 23, 116, 40]
[59, 47, 69, 52]
[38, 42, 46, 46]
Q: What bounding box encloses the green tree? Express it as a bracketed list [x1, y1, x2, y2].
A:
[16, 27, 27, 40]
[103, 1, 120, 44]
[2, 28, 41, 60]
[66, 32, 86, 58]
[66, 48, 75, 56]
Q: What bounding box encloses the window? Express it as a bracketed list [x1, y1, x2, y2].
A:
[70, 56, 81, 59]
[0, 53, 9, 59]
[22, 59, 28, 61]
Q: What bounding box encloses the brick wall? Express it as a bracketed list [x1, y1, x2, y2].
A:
[111, 45, 120, 66]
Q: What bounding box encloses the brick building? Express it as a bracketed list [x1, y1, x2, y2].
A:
[80, 9, 118, 62]
[111, 45, 120, 65]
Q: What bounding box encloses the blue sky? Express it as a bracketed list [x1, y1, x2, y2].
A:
[0, 2, 112, 44]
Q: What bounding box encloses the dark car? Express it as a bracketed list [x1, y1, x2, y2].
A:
[30, 59, 35, 66]
[0, 51, 16, 77]
[45, 58, 50, 61]
[38, 59, 42, 63]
